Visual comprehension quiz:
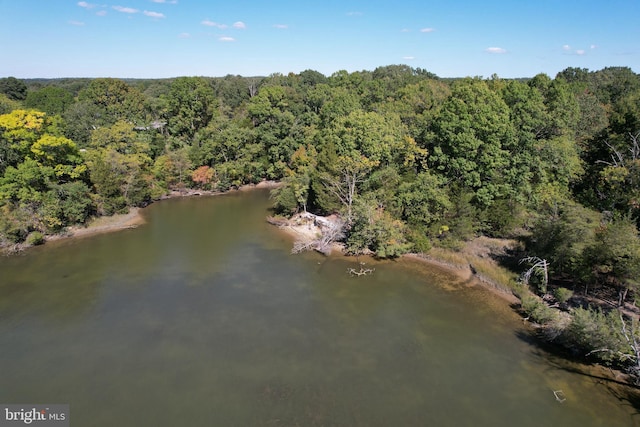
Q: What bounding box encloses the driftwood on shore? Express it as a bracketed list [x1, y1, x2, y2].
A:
[271, 212, 345, 256]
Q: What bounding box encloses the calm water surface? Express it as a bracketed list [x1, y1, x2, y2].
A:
[0, 190, 638, 426]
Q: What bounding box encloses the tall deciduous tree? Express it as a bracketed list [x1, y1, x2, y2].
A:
[166, 77, 217, 141]
[25, 87, 74, 115]
[429, 78, 516, 206]
[78, 78, 145, 125]
[585, 219, 640, 305]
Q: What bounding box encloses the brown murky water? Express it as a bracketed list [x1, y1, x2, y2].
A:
[0, 190, 638, 426]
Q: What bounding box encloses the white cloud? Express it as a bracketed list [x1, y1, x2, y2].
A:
[77, 1, 95, 8]
[69, 20, 85, 26]
[401, 28, 411, 33]
[562, 44, 590, 55]
[96, 10, 107, 16]
[152, 0, 177, 3]
[113, 6, 138, 13]
[273, 24, 288, 29]
[403, 56, 416, 60]
[144, 10, 165, 18]
[178, 32, 191, 38]
[485, 47, 507, 54]
[420, 28, 435, 33]
[219, 36, 235, 42]
[590, 44, 597, 50]
[202, 20, 227, 29]
[233, 21, 246, 29]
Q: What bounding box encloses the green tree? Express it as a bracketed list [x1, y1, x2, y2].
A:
[398, 171, 451, 229]
[346, 195, 412, 258]
[62, 101, 104, 147]
[328, 110, 424, 169]
[384, 78, 450, 140]
[90, 120, 151, 156]
[78, 78, 146, 125]
[30, 134, 87, 180]
[25, 86, 74, 115]
[0, 93, 23, 114]
[312, 85, 361, 126]
[527, 200, 601, 282]
[429, 78, 516, 206]
[0, 77, 27, 101]
[166, 77, 217, 141]
[87, 148, 150, 214]
[562, 307, 631, 367]
[212, 74, 255, 112]
[584, 219, 640, 305]
[0, 158, 53, 205]
[272, 145, 317, 214]
[247, 85, 303, 178]
[0, 109, 48, 158]
[318, 152, 378, 224]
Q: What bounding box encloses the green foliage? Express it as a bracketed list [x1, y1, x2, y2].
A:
[405, 226, 432, 253]
[0, 158, 53, 204]
[0, 77, 27, 101]
[25, 86, 74, 115]
[398, 171, 451, 228]
[0, 93, 23, 114]
[270, 184, 300, 215]
[166, 77, 217, 140]
[78, 78, 145, 125]
[52, 181, 93, 225]
[583, 219, 640, 300]
[0, 109, 47, 157]
[444, 189, 478, 241]
[0, 204, 31, 243]
[1, 66, 639, 312]
[429, 78, 516, 207]
[87, 149, 150, 215]
[553, 287, 574, 304]
[25, 231, 45, 246]
[561, 307, 631, 366]
[346, 197, 412, 258]
[527, 200, 601, 279]
[520, 294, 558, 324]
[478, 198, 524, 236]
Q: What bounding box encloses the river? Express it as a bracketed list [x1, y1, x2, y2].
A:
[0, 189, 638, 426]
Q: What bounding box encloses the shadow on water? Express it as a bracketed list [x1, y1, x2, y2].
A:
[514, 328, 640, 417]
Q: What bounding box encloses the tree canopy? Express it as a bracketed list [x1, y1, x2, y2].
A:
[2, 67, 639, 300]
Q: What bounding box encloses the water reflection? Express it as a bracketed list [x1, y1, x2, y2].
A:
[0, 190, 638, 426]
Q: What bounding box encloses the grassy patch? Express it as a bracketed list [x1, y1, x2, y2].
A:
[427, 237, 521, 295]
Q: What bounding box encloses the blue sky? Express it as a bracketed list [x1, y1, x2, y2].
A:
[1, 0, 639, 79]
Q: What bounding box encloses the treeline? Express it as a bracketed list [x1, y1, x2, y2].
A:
[1, 66, 640, 355]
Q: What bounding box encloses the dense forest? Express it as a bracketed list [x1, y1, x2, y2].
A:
[1, 65, 640, 379]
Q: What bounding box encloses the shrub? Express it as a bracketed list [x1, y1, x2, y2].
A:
[561, 307, 629, 366]
[25, 231, 45, 246]
[521, 293, 558, 324]
[553, 287, 574, 304]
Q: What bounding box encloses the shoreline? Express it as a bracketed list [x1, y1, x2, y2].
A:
[272, 215, 521, 305]
[402, 253, 521, 304]
[3, 180, 280, 254]
[272, 215, 640, 390]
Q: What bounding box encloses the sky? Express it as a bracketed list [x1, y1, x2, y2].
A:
[0, 0, 639, 79]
